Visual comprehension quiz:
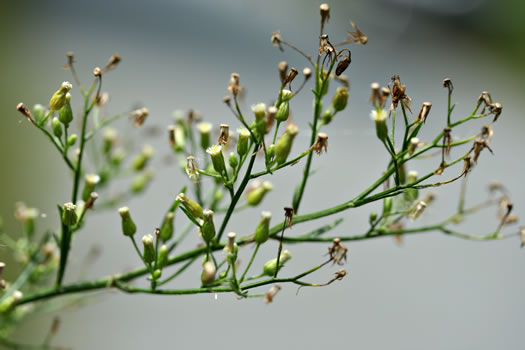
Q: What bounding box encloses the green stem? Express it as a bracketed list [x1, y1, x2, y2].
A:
[239, 243, 260, 283]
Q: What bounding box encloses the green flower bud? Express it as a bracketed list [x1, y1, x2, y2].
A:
[157, 245, 169, 269]
[383, 197, 392, 216]
[267, 144, 276, 159]
[58, 93, 73, 125]
[152, 269, 162, 280]
[176, 193, 203, 219]
[263, 250, 291, 276]
[252, 103, 267, 121]
[274, 124, 299, 165]
[247, 181, 273, 206]
[197, 122, 212, 151]
[332, 87, 349, 112]
[206, 144, 226, 175]
[111, 148, 126, 167]
[237, 127, 250, 157]
[118, 207, 137, 237]
[371, 108, 388, 142]
[81, 174, 100, 202]
[321, 109, 333, 125]
[320, 71, 330, 97]
[49, 82, 72, 111]
[32, 104, 46, 124]
[52, 117, 62, 138]
[229, 152, 238, 169]
[201, 261, 216, 285]
[67, 134, 77, 147]
[275, 100, 289, 123]
[142, 234, 155, 264]
[405, 170, 419, 202]
[61, 202, 77, 226]
[369, 212, 378, 224]
[200, 209, 216, 244]
[254, 211, 272, 244]
[225, 232, 238, 265]
[132, 144, 154, 171]
[130, 169, 154, 193]
[102, 128, 118, 154]
[160, 211, 175, 242]
[0, 290, 23, 314]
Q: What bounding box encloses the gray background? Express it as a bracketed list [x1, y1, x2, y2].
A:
[1, 0, 524, 349]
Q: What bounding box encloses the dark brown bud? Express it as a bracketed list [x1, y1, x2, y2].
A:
[284, 206, 294, 228]
[478, 91, 492, 106]
[16, 103, 35, 123]
[64, 52, 75, 69]
[335, 55, 351, 76]
[442, 78, 453, 93]
[283, 67, 298, 87]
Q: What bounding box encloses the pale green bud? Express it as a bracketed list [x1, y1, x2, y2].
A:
[160, 211, 175, 242]
[254, 211, 272, 244]
[405, 170, 419, 202]
[197, 122, 212, 151]
[152, 269, 162, 280]
[61, 202, 77, 226]
[332, 87, 349, 112]
[369, 212, 378, 224]
[52, 117, 62, 138]
[176, 193, 203, 219]
[266, 144, 276, 163]
[130, 169, 154, 193]
[32, 104, 46, 124]
[82, 174, 100, 202]
[207, 144, 226, 175]
[274, 124, 299, 165]
[49, 81, 72, 111]
[371, 109, 388, 142]
[132, 144, 154, 171]
[201, 261, 216, 285]
[237, 128, 250, 157]
[142, 234, 155, 264]
[281, 89, 293, 101]
[252, 103, 267, 121]
[225, 232, 238, 265]
[200, 209, 216, 244]
[58, 93, 73, 125]
[0, 290, 23, 314]
[263, 250, 291, 276]
[383, 197, 392, 216]
[247, 181, 273, 207]
[102, 128, 118, 154]
[275, 100, 289, 123]
[158, 245, 169, 269]
[111, 148, 126, 167]
[67, 134, 77, 147]
[229, 152, 238, 169]
[321, 109, 333, 125]
[118, 207, 136, 237]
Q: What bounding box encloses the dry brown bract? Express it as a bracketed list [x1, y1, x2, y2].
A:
[311, 133, 328, 155]
[389, 75, 412, 114]
[346, 21, 368, 45]
[265, 284, 281, 304]
[328, 238, 348, 265]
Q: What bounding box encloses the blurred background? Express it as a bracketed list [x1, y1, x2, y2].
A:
[1, 0, 525, 349]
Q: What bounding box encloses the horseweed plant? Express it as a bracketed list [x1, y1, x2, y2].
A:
[1, 3, 522, 346]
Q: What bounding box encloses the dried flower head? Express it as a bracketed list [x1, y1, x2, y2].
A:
[278, 61, 288, 83]
[103, 53, 121, 72]
[442, 78, 453, 93]
[443, 127, 452, 158]
[408, 137, 420, 155]
[390, 75, 411, 113]
[481, 124, 494, 144]
[64, 52, 75, 70]
[218, 124, 230, 145]
[488, 102, 502, 122]
[478, 91, 492, 107]
[265, 284, 282, 304]
[93, 67, 102, 77]
[416, 102, 432, 123]
[284, 206, 294, 228]
[328, 238, 348, 265]
[320, 3, 330, 25]
[471, 138, 493, 163]
[335, 54, 351, 76]
[283, 67, 298, 88]
[311, 132, 328, 155]
[346, 21, 368, 45]
[186, 156, 199, 184]
[271, 31, 283, 51]
[16, 103, 35, 123]
[370, 82, 381, 106]
[410, 201, 427, 221]
[227, 73, 241, 97]
[132, 107, 149, 127]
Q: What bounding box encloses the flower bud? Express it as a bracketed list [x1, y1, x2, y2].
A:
[254, 211, 272, 244]
[370, 109, 388, 142]
[263, 250, 292, 276]
[102, 128, 118, 154]
[229, 152, 238, 169]
[275, 100, 290, 123]
[132, 144, 154, 171]
[158, 245, 169, 269]
[0, 290, 23, 313]
[201, 261, 216, 285]
[130, 169, 154, 193]
[111, 148, 126, 167]
[237, 128, 250, 157]
[225, 232, 238, 264]
[383, 197, 392, 216]
[67, 134, 77, 147]
[321, 109, 333, 125]
[335, 55, 351, 76]
[168, 124, 186, 152]
[61, 202, 77, 226]
[416, 102, 432, 123]
[82, 174, 100, 202]
[176, 193, 203, 219]
[410, 201, 427, 221]
[278, 61, 288, 83]
[247, 181, 273, 206]
[58, 93, 73, 126]
[33, 104, 46, 124]
[274, 123, 299, 165]
[320, 3, 330, 25]
[252, 103, 267, 121]
[303, 67, 312, 79]
[197, 122, 212, 150]
[52, 117, 63, 138]
[200, 210, 216, 244]
[49, 82, 72, 111]
[405, 171, 419, 202]
[332, 87, 349, 112]
[142, 234, 155, 264]
[408, 137, 420, 155]
[369, 212, 378, 224]
[207, 144, 226, 175]
[160, 211, 175, 242]
[118, 207, 137, 237]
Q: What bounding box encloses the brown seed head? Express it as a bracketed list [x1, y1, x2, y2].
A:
[64, 52, 75, 69]
[284, 207, 294, 228]
[16, 103, 35, 123]
[328, 237, 348, 265]
[488, 102, 502, 122]
[311, 132, 328, 155]
[347, 21, 368, 45]
[335, 55, 351, 76]
[478, 91, 492, 106]
[283, 67, 298, 87]
[228, 73, 241, 97]
[218, 124, 230, 145]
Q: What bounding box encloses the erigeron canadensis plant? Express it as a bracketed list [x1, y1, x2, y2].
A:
[1, 3, 522, 347]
